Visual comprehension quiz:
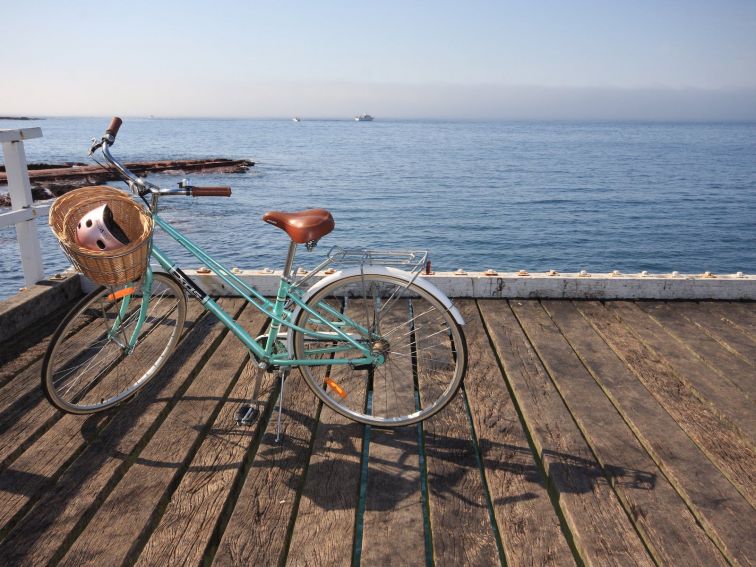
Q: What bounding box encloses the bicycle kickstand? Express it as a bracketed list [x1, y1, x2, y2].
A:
[275, 368, 288, 443]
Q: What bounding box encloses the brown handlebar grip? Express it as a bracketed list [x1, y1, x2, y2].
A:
[191, 186, 232, 197]
[105, 116, 123, 138]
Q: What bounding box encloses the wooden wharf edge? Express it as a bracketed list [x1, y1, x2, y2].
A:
[0, 296, 753, 566]
[188, 270, 756, 300]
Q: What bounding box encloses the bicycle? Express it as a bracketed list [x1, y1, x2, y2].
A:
[42, 117, 467, 428]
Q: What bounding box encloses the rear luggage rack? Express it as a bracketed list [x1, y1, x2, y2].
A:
[290, 248, 429, 291]
[327, 247, 428, 275]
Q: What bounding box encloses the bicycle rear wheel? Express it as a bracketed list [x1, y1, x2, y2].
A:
[293, 273, 466, 427]
[42, 272, 187, 414]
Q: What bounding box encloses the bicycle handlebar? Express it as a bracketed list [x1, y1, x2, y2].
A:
[94, 117, 234, 200]
[191, 186, 232, 197]
[105, 116, 122, 139]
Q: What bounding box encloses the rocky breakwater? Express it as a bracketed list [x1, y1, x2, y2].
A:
[0, 158, 254, 206]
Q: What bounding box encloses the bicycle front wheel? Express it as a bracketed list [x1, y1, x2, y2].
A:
[42, 272, 187, 414]
[293, 273, 466, 427]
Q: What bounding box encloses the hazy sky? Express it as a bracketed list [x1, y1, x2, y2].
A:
[3, 0, 756, 119]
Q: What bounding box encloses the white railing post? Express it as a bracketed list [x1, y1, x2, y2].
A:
[0, 127, 45, 287]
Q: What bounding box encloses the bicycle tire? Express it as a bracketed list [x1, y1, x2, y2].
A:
[293, 273, 467, 427]
[42, 272, 187, 414]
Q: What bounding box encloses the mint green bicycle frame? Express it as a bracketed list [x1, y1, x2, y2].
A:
[127, 212, 378, 368]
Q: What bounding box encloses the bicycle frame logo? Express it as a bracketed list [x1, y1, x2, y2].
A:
[167, 266, 208, 302]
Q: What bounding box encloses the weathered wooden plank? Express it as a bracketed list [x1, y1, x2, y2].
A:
[539, 300, 728, 566]
[555, 300, 756, 565]
[284, 406, 364, 565]
[0, 297, 145, 468]
[211, 373, 321, 566]
[678, 302, 756, 366]
[0, 363, 58, 469]
[58, 301, 253, 566]
[419, 301, 501, 566]
[480, 300, 653, 567]
[0, 159, 254, 203]
[0, 326, 104, 469]
[0, 301, 74, 385]
[578, 302, 755, 505]
[0, 300, 236, 566]
[0, 294, 105, 399]
[638, 301, 755, 397]
[701, 302, 756, 341]
[135, 312, 272, 566]
[460, 301, 574, 566]
[0, 300, 205, 533]
[714, 302, 756, 337]
[3, 297, 752, 567]
[285, 300, 369, 566]
[604, 301, 756, 439]
[361, 301, 425, 567]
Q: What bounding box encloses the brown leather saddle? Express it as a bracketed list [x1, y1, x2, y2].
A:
[262, 209, 335, 244]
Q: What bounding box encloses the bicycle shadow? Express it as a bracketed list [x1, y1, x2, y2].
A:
[0, 354, 657, 562]
[248, 404, 656, 513]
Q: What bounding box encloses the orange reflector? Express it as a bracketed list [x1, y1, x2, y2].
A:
[324, 378, 347, 398]
[106, 287, 135, 301]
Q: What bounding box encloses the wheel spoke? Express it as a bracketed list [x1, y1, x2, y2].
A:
[294, 274, 465, 426]
[43, 274, 187, 413]
[383, 306, 440, 339]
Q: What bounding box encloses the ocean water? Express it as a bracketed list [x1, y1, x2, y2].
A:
[1, 117, 755, 299]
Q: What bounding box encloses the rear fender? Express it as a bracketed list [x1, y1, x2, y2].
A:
[286, 266, 464, 358]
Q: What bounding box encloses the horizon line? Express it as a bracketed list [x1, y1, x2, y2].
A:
[3, 115, 756, 124]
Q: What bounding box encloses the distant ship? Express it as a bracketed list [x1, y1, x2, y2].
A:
[354, 114, 374, 122]
[292, 117, 301, 122]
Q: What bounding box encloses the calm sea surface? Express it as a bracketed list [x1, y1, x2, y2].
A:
[1, 117, 755, 299]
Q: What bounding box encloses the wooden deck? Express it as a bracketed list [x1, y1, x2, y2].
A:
[0, 298, 753, 566]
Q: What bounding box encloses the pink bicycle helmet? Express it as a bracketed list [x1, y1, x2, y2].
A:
[75, 204, 131, 251]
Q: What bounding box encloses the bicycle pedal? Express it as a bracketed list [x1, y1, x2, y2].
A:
[235, 404, 260, 426]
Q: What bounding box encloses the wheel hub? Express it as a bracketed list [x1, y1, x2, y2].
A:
[371, 338, 390, 359]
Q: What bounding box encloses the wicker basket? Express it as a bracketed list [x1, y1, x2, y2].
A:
[49, 186, 153, 286]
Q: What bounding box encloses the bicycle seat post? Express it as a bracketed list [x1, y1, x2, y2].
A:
[283, 240, 298, 280]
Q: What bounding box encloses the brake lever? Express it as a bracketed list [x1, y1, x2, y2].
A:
[132, 177, 161, 197]
[88, 137, 104, 156]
